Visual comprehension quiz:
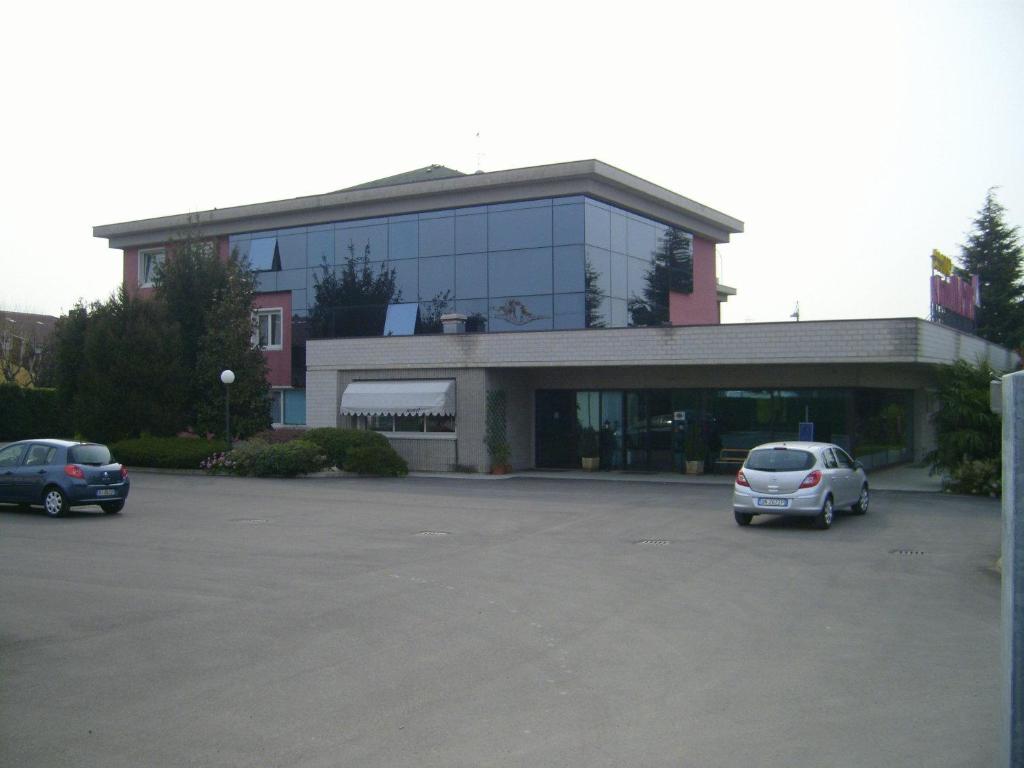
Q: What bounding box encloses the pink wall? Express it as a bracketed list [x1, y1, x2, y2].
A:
[251, 291, 292, 387]
[122, 238, 230, 299]
[669, 236, 720, 326]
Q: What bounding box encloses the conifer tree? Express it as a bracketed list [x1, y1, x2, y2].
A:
[959, 189, 1024, 348]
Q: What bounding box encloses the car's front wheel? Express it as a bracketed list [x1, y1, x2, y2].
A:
[851, 485, 869, 515]
[813, 496, 834, 530]
[42, 486, 68, 518]
[101, 500, 124, 515]
[734, 511, 753, 526]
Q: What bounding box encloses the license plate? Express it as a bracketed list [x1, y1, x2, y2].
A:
[757, 497, 788, 508]
[97, 489, 116, 497]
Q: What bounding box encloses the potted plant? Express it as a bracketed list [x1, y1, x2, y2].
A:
[579, 427, 599, 471]
[684, 424, 706, 475]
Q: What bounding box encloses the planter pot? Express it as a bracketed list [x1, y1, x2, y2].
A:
[685, 460, 705, 475]
[490, 464, 511, 475]
[581, 457, 599, 471]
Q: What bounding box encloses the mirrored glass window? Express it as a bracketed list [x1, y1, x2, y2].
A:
[291, 289, 307, 311]
[610, 212, 627, 254]
[585, 203, 611, 249]
[455, 298, 489, 332]
[610, 297, 628, 327]
[256, 271, 278, 292]
[553, 245, 584, 294]
[419, 255, 455, 301]
[277, 269, 306, 290]
[488, 248, 553, 297]
[455, 213, 487, 254]
[488, 206, 551, 251]
[383, 303, 418, 336]
[230, 240, 251, 262]
[553, 203, 584, 246]
[455, 253, 488, 298]
[389, 259, 419, 302]
[419, 215, 454, 257]
[339, 225, 387, 263]
[553, 293, 585, 330]
[585, 246, 611, 297]
[306, 230, 334, 268]
[609, 251, 628, 298]
[627, 218, 657, 260]
[250, 238, 279, 271]
[489, 295, 553, 332]
[388, 220, 418, 260]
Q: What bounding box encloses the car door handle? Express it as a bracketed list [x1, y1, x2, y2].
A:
[37, 470, 47, 475]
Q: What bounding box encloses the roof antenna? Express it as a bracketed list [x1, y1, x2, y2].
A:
[474, 131, 485, 173]
[790, 301, 800, 322]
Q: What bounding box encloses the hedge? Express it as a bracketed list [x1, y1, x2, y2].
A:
[345, 444, 409, 477]
[228, 439, 328, 477]
[303, 428, 390, 469]
[0, 384, 70, 441]
[110, 436, 228, 469]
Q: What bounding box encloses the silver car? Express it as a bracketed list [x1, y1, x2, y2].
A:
[732, 442, 869, 529]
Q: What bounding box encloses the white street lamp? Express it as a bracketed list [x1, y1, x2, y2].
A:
[220, 370, 235, 450]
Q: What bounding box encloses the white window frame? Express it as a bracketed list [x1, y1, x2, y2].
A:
[253, 308, 283, 351]
[138, 248, 165, 288]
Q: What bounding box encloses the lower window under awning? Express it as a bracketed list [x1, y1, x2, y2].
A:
[339, 380, 456, 416]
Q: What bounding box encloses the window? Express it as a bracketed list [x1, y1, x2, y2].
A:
[24, 444, 57, 466]
[249, 238, 280, 271]
[254, 309, 283, 350]
[139, 248, 165, 287]
[362, 414, 455, 434]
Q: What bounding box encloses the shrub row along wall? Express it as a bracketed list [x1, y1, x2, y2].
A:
[0, 385, 70, 441]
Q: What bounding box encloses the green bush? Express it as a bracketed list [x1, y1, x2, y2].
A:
[228, 439, 328, 477]
[946, 458, 1001, 497]
[344, 444, 408, 477]
[110, 436, 227, 469]
[0, 384, 70, 441]
[249, 427, 308, 445]
[303, 428, 390, 469]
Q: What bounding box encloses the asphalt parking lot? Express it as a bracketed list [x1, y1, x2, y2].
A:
[0, 473, 1002, 767]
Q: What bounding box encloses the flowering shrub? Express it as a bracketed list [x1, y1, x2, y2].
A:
[228, 439, 328, 477]
[200, 452, 236, 474]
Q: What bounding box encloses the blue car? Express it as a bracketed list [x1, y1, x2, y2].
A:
[0, 439, 130, 517]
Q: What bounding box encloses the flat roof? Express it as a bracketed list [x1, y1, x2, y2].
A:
[94, 160, 744, 249]
[306, 317, 1019, 373]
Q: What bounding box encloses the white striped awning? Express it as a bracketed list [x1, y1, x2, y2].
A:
[340, 380, 455, 416]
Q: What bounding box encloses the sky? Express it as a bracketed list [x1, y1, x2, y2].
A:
[1, 0, 1021, 325]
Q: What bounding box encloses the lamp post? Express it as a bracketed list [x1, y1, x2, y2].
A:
[220, 369, 235, 450]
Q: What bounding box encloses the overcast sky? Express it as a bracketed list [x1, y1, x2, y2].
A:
[2, 0, 1020, 325]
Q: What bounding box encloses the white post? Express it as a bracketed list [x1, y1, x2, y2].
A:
[1002, 370, 1024, 767]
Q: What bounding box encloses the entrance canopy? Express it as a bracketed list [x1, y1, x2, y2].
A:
[340, 380, 455, 416]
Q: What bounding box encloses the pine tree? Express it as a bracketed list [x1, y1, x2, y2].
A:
[959, 189, 1024, 348]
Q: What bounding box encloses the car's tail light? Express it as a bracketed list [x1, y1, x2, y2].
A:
[120, 466, 129, 480]
[799, 470, 822, 488]
[736, 469, 750, 487]
[64, 464, 85, 480]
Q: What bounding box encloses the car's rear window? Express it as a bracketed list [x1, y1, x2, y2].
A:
[68, 444, 113, 465]
[746, 448, 816, 472]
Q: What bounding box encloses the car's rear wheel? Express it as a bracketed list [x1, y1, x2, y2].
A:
[734, 511, 753, 526]
[101, 500, 124, 514]
[851, 485, 869, 515]
[42, 486, 68, 518]
[813, 496, 833, 530]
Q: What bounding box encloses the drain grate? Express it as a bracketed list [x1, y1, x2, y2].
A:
[890, 548, 925, 556]
[417, 531, 450, 536]
[636, 539, 672, 546]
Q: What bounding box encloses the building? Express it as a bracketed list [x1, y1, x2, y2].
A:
[95, 160, 1017, 473]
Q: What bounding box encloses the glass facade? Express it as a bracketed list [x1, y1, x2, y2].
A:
[536, 387, 914, 472]
[228, 195, 694, 340]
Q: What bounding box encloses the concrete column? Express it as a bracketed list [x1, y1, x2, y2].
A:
[1002, 370, 1024, 767]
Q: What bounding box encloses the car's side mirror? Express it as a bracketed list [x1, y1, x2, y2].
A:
[854, 460, 864, 471]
